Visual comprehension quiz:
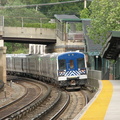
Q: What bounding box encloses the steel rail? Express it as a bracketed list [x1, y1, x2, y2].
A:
[32, 89, 62, 120]
[50, 93, 70, 120]
[0, 78, 51, 120]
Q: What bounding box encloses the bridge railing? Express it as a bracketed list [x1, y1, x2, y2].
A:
[0, 16, 56, 41]
[3, 16, 55, 28]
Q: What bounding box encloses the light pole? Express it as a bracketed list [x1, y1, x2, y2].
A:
[96, 55, 98, 70]
[84, 0, 87, 8]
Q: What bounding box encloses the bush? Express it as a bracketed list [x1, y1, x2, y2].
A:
[24, 23, 56, 29]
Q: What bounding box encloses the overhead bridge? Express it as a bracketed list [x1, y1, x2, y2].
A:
[0, 15, 86, 53]
[1, 27, 56, 45]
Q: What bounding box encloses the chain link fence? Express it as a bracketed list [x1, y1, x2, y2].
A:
[0, 16, 4, 33]
[3, 16, 55, 28]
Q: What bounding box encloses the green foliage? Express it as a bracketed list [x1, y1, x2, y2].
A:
[2, 0, 92, 53]
[88, 0, 120, 45]
[3, 8, 46, 27]
[5, 43, 13, 53]
[13, 48, 28, 54]
[76, 23, 82, 31]
[80, 8, 90, 18]
[43, 2, 84, 18]
[19, 0, 91, 18]
[0, 0, 46, 27]
[24, 23, 56, 29]
[0, 0, 7, 6]
[5, 43, 29, 54]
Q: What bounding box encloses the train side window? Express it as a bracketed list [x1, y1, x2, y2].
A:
[58, 59, 66, 70]
[77, 58, 85, 68]
[70, 60, 74, 68]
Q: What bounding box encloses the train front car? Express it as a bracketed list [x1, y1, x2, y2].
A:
[57, 52, 87, 88]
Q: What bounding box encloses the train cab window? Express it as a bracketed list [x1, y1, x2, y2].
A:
[77, 58, 85, 68]
[70, 60, 74, 68]
[58, 59, 66, 70]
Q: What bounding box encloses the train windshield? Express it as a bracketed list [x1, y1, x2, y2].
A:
[77, 58, 85, 68]
[58, 59, 66, 70]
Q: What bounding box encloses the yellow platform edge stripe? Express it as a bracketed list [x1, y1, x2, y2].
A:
[80, 80, 113, 120]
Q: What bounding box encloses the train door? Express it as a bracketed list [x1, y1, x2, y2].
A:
[66, 58, 77, 71]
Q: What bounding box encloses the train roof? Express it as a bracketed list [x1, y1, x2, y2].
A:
[6, 54, 28, 58]
[59, 51, 84, 55]
[57, 51, 84, 58]
[6, 52, 85, 59]
[43, 51, 85, 58]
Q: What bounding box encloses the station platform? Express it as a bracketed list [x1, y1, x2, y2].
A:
[74, 80, 120, 120]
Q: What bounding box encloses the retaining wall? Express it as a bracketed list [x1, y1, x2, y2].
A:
[87, 70, 102, 89]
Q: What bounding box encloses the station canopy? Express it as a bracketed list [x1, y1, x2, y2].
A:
[54, 14, 82, 22]
[101, 31, 120, 60]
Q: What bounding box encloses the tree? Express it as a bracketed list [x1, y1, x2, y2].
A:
[0, 0, 46, 27]
[0, 0, 7, 6]
[5, 43, 29, 54]
[1, 0, 46, 53]
[80, 8, 90, 18]
[88, 0, 120, 45]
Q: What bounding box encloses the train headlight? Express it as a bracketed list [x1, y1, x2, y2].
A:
[58, 70, 66, 76]
[79, 69, 86, 75]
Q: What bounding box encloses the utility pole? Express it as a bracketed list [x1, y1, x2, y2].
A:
[84, 0, 87, 8]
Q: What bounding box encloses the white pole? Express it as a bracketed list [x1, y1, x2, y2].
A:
[84, 0, 87, 8]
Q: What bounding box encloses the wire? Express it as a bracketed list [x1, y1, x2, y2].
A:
[0, 0, 92, 9]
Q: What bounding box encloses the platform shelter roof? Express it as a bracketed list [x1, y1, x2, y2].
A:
[101, 31, 120, 60]
[54, 14, 82, 22]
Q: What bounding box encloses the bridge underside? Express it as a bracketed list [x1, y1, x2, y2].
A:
[3, 37, 56, 45]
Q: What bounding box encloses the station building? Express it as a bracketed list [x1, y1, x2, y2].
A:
[49, 14, 85, 53]
[29, 14, 85, 54]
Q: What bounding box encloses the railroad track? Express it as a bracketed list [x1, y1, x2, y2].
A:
[30, 89, 87, 120]
[3, 76, 69, 120]
[21, 87, 63, 120]
[37, 90, 70, 120]
[54, 90, 87, 120]
[0, 77, 51, 120]
[1, 76, 90, 120]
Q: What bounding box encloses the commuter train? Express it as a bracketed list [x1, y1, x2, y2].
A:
[6, 51, 88, 88]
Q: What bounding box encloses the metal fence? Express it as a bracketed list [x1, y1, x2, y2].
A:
[102, 68, 110, 80]
[2, 16, 54, 28]
[0, 16, 4, 32]
[113, 57, 120, 79]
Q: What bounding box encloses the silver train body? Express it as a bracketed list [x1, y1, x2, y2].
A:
[6, 51, 88, 87]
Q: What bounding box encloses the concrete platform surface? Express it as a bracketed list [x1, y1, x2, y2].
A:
[104, 80, 120, 120]
[74, 80, 120, 120]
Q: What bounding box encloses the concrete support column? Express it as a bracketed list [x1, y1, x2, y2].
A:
[0, 40, 4, 46]
[0, 40, 6, 83]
